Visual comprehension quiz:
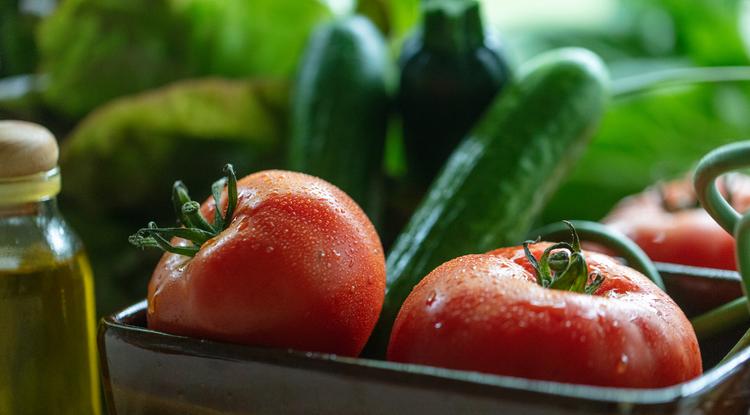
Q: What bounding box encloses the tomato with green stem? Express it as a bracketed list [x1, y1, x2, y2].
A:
[387, 223, 701, 387]
[130, 166, 386, 357]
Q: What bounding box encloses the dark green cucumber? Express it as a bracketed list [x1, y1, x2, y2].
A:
[288, 15, 390, 217]
[368, 48, 609, 355]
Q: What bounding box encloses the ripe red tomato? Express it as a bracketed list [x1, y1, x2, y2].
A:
[143, 170, 386, 357]
[603, 174, 750, 270]
[387, 241, 701, 388]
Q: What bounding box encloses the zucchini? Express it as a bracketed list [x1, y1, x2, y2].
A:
[368, 48, 609, 355]
[288, 15, 391, 218]
[399, 0, 510, 188]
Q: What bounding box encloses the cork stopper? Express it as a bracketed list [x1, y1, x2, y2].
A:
[0, 120, 59, 178]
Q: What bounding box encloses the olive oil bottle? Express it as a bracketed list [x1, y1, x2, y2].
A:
[0, 121, 100, 414]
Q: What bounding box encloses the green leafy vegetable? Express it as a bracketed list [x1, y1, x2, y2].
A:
[181, 0, 333, 77]
[659, 0, 749, 66]
[38, 0, 331, 117]
[60, 77, 288, 217]
[0, 1, 39, 77]
[38, 0, 196, 117]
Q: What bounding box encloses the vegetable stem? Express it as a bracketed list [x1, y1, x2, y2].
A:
[529, 220, 665, 290]
[721, 328, 750, 364]
[691, 297, 749, 340]
[693, 141, 750, 355]
[612, 66, 750, 100]
[523, 221, 604, 294]
[129, 164, 238, 257]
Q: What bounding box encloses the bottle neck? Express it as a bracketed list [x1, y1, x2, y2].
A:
[0, 180, 78, 270]
[422, 0, 485, 54]
[0, 167, 61, 211]
[0, 197, 58, 219]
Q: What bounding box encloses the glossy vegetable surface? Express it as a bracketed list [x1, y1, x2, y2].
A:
[133, 169, 386, 357]
[603, 174, 750, 270]
[289, 15, 390, 217]
[387, 241, 702, 388]
[367, 48, 609, 355]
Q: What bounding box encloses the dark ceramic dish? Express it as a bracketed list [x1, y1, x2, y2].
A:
[99, 263, 750, 415]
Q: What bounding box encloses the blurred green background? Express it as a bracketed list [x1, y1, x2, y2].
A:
[2, 0, 750, 317]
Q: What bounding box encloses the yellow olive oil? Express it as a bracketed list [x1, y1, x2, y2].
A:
[0, 250, 100, 415]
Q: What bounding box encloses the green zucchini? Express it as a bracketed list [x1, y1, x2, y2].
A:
[368, 47, 609, 355]
[288, 15, 391, 218]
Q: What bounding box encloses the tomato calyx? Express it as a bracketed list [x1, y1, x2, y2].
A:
[523, 221, 604, 295]
[128, 164, 238, 258]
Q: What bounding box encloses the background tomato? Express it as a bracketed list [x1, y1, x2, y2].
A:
[145, 170, 386, 357]
[387, 243, 701, 388]
[603, 173, 750, 270]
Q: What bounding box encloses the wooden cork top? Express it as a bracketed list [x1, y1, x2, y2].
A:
[0, 120, 59, 178]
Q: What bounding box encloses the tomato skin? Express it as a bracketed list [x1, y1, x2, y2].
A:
[603, 175, 750, 270]
[387, 244, 702, 388]
[147, 170, 386, 357]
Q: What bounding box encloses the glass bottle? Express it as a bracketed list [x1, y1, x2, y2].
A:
[0, 121, 100, 414]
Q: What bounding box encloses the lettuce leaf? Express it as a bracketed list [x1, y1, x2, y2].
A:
[60, 77, 288, 217]
[38, 0, 330, 117]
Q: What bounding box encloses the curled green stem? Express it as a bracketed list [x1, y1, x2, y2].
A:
[692, 141, 750, 359]
[129, 164, 239, 257]
[523, 221, 604, 294]
[693, 142, 750, 234]
[529, 220, 665, 290]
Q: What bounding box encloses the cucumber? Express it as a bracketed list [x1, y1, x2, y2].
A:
[368, 48, 609, 355]
[288, 15, 391, 218]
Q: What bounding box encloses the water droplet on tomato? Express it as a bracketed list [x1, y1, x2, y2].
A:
[616, 354, 629, 374]
[652, 232, 666, 244]
[434, 322, 443, 329]
[426, 291, 437, 306]
[265, 246, 275, 253]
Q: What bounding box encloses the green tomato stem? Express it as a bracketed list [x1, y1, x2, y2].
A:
[529, 220, 665, 290]
[172, 181, 196, 229]
[182, 201, 216, 234]
[129, 164, 239, 258]
[524, 222, 607, 295]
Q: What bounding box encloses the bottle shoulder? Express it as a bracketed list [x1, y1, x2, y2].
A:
[0, 200, 82, 270]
